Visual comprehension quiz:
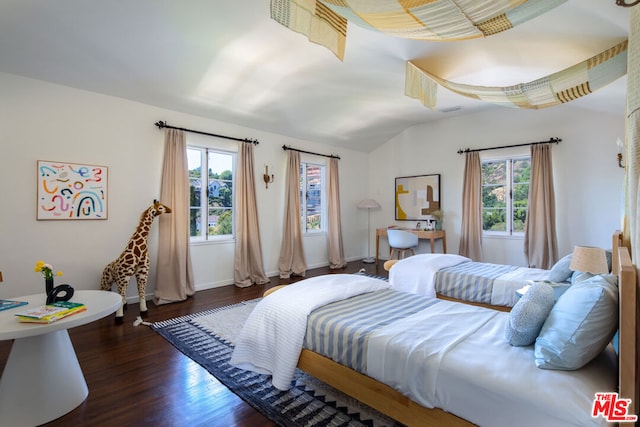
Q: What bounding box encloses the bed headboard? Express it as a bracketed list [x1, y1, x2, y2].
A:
[617, 244, 638, 417]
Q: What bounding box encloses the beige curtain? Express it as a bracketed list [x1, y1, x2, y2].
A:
[459, 151, 483, 261]
[327, 157, 346, 269]
[524, 144, 558, 269]
[234, 143, 269, 287]
[155, 129, 195, 305]
[278, 150, 307, 278]
[624, 6, 640, 260]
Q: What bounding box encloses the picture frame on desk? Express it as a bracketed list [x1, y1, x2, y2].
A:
[395, 174, 440, 221]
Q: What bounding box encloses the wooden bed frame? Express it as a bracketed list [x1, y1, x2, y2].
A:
[295, 234, 639, 426]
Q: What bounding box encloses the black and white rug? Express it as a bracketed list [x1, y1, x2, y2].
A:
[152, 299, 402, 427]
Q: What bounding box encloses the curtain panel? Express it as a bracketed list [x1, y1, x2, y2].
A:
[234, 143, 269, 287]
[155, 129, 195, 305]
[327, 157, 346, 269]
[459, 151, 483, 261]
[278, 150, 307, 278]
[524, 143, 558, 269]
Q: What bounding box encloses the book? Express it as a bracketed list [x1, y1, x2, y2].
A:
[0, 299, 28, 312]
[15, 301, 86, 324]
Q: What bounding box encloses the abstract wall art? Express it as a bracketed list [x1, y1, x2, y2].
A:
[37, 160, 108, 220]
[395, 174, 440, 221]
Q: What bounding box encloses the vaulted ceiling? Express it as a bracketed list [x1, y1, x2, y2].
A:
[0, 1, 630, 152]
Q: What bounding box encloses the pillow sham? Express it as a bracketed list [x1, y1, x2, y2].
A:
[505, 282, 555, 346]
[548, 253, 573, 282]
[534, 274, 618, 370]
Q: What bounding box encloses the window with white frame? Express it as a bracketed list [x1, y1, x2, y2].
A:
[300, 161, 326, 233]
[187, 146, 235, 241]
[482, 156, 530, 236]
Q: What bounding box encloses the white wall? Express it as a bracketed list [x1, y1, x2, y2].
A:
[369, 105, 625, 266]
[0, 72, 369, 302]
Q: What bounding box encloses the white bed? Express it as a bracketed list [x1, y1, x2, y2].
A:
[230, 267, 626, 427]
[388, 253, 564, 309]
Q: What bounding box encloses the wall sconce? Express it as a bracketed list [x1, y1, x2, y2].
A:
[263, 165, 274, 188]
[617, 137, 625, 169]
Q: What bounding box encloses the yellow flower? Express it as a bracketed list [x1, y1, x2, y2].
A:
[34, 261, 62, 280]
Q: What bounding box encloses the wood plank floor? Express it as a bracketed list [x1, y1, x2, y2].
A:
[0, 260, 388, 427]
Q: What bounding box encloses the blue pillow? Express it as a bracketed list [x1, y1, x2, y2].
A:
[548, 253, 573, 282]
[505, 282, 555, 346]
[534, 274, 618, 370]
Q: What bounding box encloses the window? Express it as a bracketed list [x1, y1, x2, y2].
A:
[482, 156, 530, 236]
[187, 146, 235, 241]
[300, 161, 326, 233]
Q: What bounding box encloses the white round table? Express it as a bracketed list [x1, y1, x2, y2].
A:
[0, 290, 121, 427]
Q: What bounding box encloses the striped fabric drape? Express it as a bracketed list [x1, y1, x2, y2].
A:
[624, 7, 640, 261]
[271, 0, 567, 60]
[406, 40, 628, 110]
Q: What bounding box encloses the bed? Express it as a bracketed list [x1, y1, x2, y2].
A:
[230, 234, 638, 427]
[387, 235, 619, 311]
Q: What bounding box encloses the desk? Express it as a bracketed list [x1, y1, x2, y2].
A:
[0, 290, 121, 427]
[376, 228, 447, 264]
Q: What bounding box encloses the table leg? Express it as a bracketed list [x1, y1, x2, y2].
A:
[430, 238, 435, 253]
[442, 236, 447, 253]
[0, 330, 88, 427]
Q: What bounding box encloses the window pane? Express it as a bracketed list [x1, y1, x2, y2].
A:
[482, 161, 506, 185]
[513, 208, 527, 232]
[512, 159, 530, 184]
[305, 165, 322, 230]
[190, 207, 201, 237]
[483, 208, 506, 231]
[208, 207, 232, 235]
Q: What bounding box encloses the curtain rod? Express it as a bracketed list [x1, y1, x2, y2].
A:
[155, 121, 259, 145]
[282, 145, 341, 159]
[457, 137, 561, 154]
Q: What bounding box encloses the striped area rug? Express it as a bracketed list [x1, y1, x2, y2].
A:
[152, 298, 401, 427]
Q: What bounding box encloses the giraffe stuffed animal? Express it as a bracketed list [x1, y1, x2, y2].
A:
[100, 200, 171, 323]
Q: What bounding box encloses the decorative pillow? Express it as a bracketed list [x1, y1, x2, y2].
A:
[505, 282, 555, 346]
[548, 253, 573, 282]
[534, 274, 618, 370]
[571, 270, 594, 284]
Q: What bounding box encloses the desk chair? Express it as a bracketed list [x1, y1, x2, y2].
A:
[387, 229, 419, 260]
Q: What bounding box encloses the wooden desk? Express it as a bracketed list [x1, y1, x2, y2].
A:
[376, 228, 446, 263]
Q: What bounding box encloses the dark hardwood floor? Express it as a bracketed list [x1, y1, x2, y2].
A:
[0, 260, 388, 427]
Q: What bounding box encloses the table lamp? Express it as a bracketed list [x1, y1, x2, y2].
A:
[569, 246, 609, 274]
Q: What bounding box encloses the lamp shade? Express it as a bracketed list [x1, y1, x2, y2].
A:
[569, 246, 609, 274]
[357, 199, 381, 209]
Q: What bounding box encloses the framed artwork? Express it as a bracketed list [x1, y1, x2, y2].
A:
[395, 174, 440, 221]
[37, 160, 108, 220]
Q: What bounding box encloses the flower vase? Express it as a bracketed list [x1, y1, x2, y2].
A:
[45, 277, 54, 295]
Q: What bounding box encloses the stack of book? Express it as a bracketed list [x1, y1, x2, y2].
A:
[15, 301, 86, 324]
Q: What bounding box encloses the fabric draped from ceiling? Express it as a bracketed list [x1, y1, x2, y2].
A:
[278, 150, 308, 278]
[406, 40, 628, 110]
[624, 7, 640, 261]
[270, 0, 567, 60]
[458, 151, 483, 261]
[524, 143, 558, 270]
[155, 129, 195, 305]
[327, 158, 347, 269]
[234, 143, 269, 288]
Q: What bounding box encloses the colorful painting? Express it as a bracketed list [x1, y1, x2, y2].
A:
[395, 174, 440, 221]
[37, 160, 108, 220]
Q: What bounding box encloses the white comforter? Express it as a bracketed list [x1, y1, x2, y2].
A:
[388, 253, 470, 297]
[229, 274, 390, 390]
[366, 299, 616, 427]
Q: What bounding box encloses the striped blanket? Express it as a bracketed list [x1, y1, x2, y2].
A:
[435, 262, 518, 304]
[304, 289, 440, 373]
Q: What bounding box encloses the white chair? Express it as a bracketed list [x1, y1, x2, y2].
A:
[387, 229, 419, 260]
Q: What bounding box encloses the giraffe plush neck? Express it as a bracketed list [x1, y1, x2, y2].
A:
[100, 200, 171, 323]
